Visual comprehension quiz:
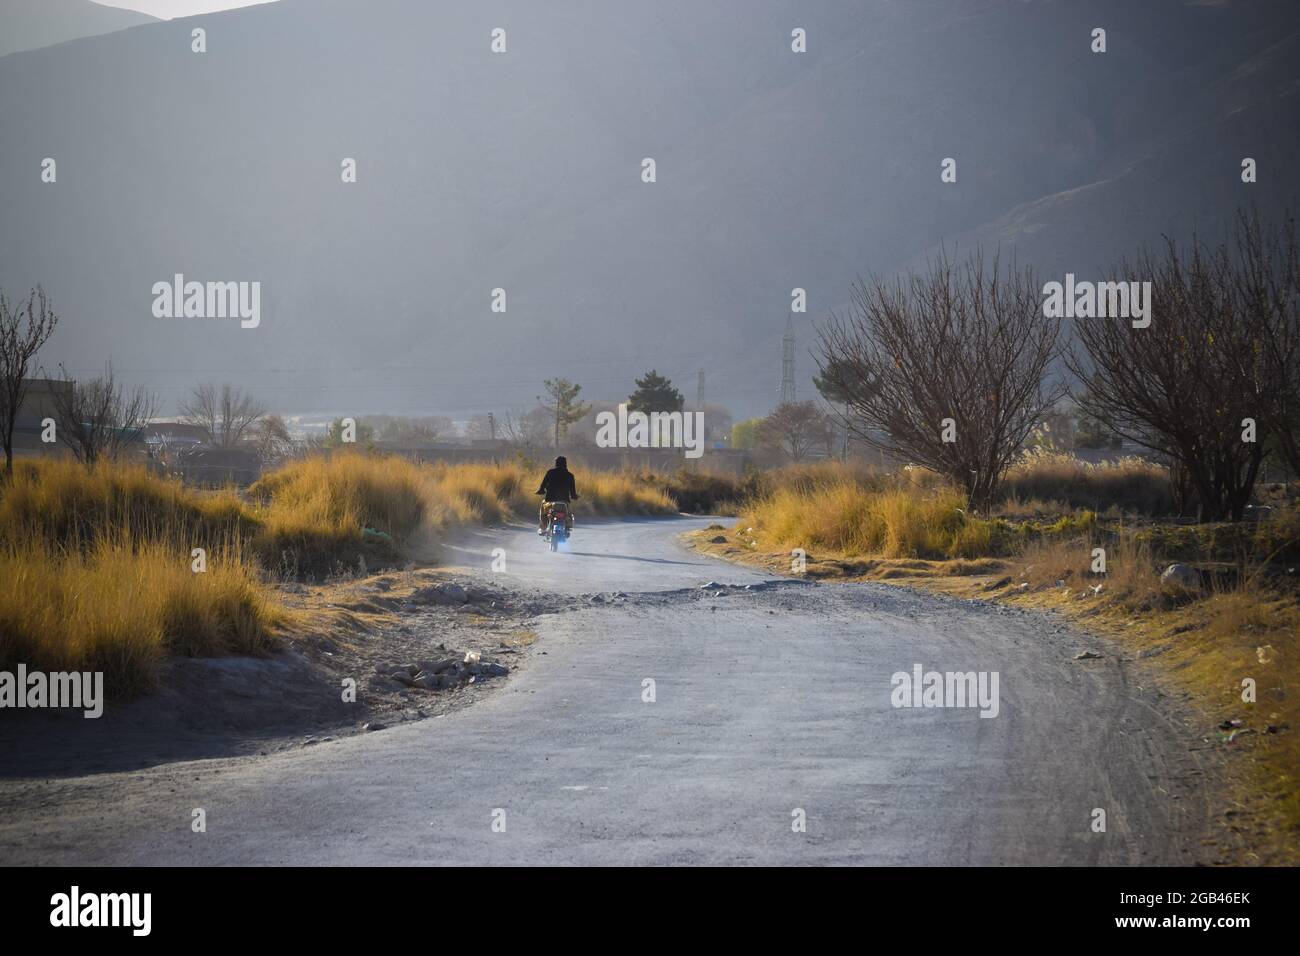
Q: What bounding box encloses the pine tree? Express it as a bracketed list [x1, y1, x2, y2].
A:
[627, 370, 684, 414]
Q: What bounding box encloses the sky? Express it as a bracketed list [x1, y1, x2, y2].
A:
[91, 0, 278, 19]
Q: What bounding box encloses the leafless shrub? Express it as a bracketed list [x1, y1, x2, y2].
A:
[50, 363, 157, 465]
[0, 286, 58, 476]
[757, 401, 833, 461]
[817, 248, 1063, 508]
[1222, 210, 1300, 479]
[1067, 212, 1295, 521]
[179, 382, 267, 447]
[252, 414, 294, 463]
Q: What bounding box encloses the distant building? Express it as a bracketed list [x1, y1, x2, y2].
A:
[16, 378, 70, 425]
[11, 378, 73, 458]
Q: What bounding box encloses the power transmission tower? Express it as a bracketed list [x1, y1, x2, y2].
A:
[780, 315, 796, 404]
[696, 368, 706, 409]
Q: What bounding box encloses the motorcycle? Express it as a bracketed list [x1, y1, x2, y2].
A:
[544, 501, 571, 552]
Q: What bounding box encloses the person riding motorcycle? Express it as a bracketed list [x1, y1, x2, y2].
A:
[537, 456, 578, 535]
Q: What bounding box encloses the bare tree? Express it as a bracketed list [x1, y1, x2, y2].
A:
[1221, 209, 1300, 478]
[818, 249, 1062, 506]
[50, 363, 157, 465]
[0, 286, 59, 476]
[498, 407, 551, 455]
[463, 414, 494, 441]
[757, 401, 833, 461]
[1068, 219, 1287, 521]
[1066, 215, 1300, 520]
[252, 414, 294, 463]
[179, 382, 267, 447]
[421, 416, 457, 441]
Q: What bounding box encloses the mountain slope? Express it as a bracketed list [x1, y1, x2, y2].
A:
[0, 0, 1296, 419]
[0, 0, 157, 58]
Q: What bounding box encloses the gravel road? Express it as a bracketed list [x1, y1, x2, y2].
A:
[0, 516, 1218, 865]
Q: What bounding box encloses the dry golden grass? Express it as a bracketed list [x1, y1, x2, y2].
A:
[0, 457, 254, 550]
[0, 460, 283, 693]
[738, 473, 981, 560]
[1014, 533, 1164, 610]
[252, 452, 440, 538]
[1001, 449, 1175, 515]
[563, 453, 1174, 522]
[251, 453, 674, 544]
[1, 453, 673, 692]
[0, 535, 283, 695]
[249, 452, 450, 575]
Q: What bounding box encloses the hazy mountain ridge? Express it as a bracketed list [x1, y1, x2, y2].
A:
[0, 0, 157, 58]
[0, 0, 1296, 419]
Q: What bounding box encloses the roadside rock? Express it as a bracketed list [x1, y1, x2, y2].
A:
[411, 583, 469, 605]
[381, 650, 510, 694]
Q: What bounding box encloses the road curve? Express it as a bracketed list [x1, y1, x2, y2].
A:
[0, 517, 1217, 865]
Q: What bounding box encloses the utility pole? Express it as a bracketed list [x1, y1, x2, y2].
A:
[780, 315, 796, 404]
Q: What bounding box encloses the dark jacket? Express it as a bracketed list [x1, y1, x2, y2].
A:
[537, 466, 577, 502]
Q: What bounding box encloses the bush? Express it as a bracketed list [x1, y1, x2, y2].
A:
[0, 458, 254, 553]
[637, 469, 755, 513]
[739, 473, 983, 560]
[0, 535, 282, 696]
[998, 450, 1175, 516]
